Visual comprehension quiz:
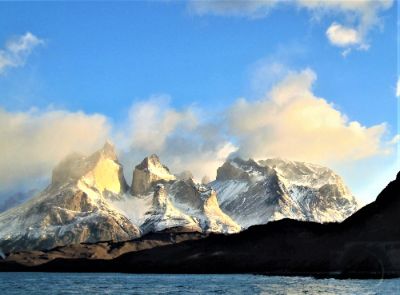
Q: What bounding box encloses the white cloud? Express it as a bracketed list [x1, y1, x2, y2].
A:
[0, 108, 109, 192]
[0, 32, 43, 74]
[188, 0, 393, 52]
[396, 77, 400, 97]
[326, 23, 361, 47]
[227, 68, 392, 164]
[301, 0, 392, 52]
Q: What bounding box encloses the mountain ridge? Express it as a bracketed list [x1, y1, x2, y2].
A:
[0, 141, 359, 253]
[211, 157, 357, 228]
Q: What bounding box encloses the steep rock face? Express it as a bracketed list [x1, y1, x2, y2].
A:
[169, 180, 241, 233]
[0, 143, 140, 253]
[130, 154, 176, 195]
[52, 141, 128, 199]
[211, 157, 358, 228]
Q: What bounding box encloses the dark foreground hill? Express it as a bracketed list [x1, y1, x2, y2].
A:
[1, 172, 399, 278]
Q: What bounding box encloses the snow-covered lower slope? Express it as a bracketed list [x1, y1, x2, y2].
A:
[211, 157, 358, 228]
[0, 181, 140, 253]
[140, 184, 202, 234]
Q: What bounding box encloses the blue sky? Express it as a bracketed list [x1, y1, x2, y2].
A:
[0, 1, 398, 204]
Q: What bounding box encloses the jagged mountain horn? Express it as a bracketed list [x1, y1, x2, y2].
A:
[51, 141, 128, 198]
[130, 154, 176, 195]
[0, 141, 140, 253]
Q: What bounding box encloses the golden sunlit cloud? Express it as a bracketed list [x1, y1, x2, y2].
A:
[0, 108, 109, 191]
[227, 69, 392, 164]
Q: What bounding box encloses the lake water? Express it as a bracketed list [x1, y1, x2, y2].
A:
[0, 273, 400, 294]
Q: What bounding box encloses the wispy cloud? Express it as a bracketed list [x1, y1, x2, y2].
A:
[188, 0, 393, 54]
[118, 96, 236, 182]
[0, 32, 44, 74]
[123, 95, 197, 152]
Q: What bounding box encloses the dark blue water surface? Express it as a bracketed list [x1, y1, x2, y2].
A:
[0, 273, 400, 294]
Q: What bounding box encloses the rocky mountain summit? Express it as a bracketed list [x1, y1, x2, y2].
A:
[211, 157, 358, 228]
[130, 154, 176, 195]
[0, 142, 358, 253]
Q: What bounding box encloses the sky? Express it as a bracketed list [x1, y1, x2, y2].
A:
[0, 0, 398, 205]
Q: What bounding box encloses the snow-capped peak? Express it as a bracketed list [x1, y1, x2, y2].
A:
[259, 158, 338, 188]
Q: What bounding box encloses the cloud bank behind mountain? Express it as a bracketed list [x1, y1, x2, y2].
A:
[0, 68, 396, 203]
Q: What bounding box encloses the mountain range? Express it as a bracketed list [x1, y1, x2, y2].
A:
[0, 169, 398, 278]
[0, 141, 358, 253]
